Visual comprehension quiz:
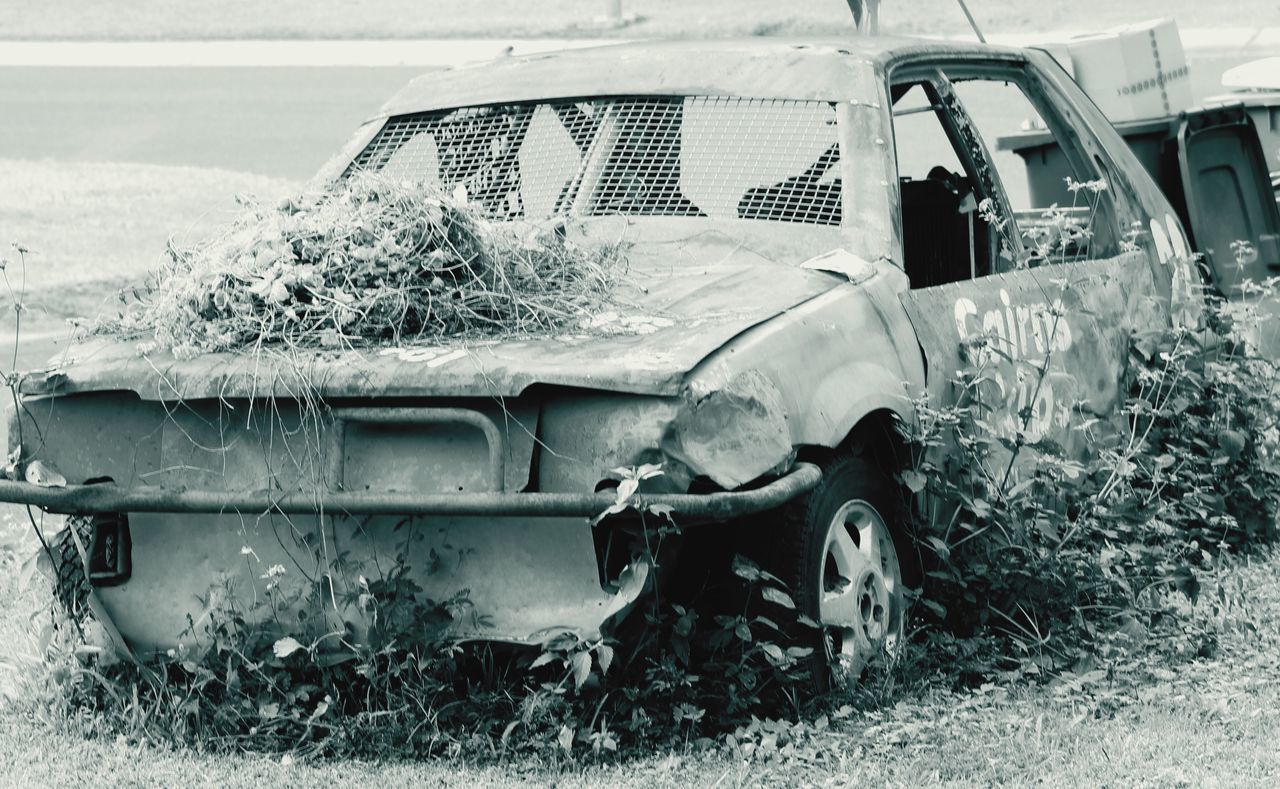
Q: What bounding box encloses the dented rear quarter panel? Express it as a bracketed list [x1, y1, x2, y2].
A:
[684, 261, 924, 451]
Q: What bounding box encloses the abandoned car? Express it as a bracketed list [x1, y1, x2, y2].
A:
[0, 37, 1201, 679]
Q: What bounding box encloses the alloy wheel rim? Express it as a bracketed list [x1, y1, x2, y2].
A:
[818, 499, 904, 677]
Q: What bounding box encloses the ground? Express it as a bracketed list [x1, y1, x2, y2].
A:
[1, 160, 1280, 785]
[2, 505, 1278, 786]
[0, 0, 1275, 40]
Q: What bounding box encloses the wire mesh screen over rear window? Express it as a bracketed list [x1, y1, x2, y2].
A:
[346, 97, 844, 225]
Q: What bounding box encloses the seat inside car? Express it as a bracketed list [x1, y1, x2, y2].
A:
[900, 167, 988, 288]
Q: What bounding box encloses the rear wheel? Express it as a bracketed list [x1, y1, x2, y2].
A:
[759, 452, 912, 690]
[52, 515, 93, 619]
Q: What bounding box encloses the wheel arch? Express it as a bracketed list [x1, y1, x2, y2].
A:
[794, 406, 923, 583]
[796, 405, 913, 477]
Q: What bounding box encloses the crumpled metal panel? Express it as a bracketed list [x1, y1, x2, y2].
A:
[29, 220, 844, 402]
[101, 511, 621, 652]
[900, 252, 1166, 458]
[13, 392, 539, 495]
[662, 369, 792, 489]
[683, 261, 925, 451]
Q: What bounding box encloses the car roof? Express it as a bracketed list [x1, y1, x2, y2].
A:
[375, 36, 1023, 119]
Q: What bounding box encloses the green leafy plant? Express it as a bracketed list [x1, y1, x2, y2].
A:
[902, 281, 1280, 681]
[96, 175, 620, 357]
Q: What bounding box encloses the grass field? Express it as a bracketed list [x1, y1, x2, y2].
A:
[1, 0, 1276, 41]
[0, 159, 294, 333]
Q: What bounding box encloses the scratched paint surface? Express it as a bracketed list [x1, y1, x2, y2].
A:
[900, 252, 1166, 457]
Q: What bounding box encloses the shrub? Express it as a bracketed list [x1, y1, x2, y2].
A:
[902, 282, 1280, 681]
[34, 528, 818, 760]
[97, 175, 619, 356]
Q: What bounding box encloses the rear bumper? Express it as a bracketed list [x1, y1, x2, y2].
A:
[0, 462, 821, 521]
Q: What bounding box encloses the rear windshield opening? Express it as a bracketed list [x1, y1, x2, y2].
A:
[346, 96, 844, 226]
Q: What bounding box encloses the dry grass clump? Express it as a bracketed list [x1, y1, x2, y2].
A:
[101, 175, 619, 356]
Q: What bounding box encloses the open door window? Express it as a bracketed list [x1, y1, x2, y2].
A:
[890, 72, 1014, 289]
[944, 65, 1122, 267]
[890, 62, 1123, 291]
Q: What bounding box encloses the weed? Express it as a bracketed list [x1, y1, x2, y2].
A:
[96, 175, 621, 356]
[900, 183, 1280, 682]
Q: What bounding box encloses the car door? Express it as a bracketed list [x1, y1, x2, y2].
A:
[888, 55, 1176, 462]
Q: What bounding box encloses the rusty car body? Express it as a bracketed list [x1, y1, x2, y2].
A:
[0, 37, 1200, 673]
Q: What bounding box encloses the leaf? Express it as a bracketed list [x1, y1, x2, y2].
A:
[591, 500, 628, 525]
[272, 636, 304, 659]
[925, 536, 951, 561]
[760, 643, 785, 664]
[16, 550, 39, 593]
[615, 477, 640, 503]
[752, 615, 781, 632]
[500, 719, 521, 748]
[24, 460, 66, 488]
[570, 651, 592, 689]
[634, 463, 665, 480]
[557, 724, 575, 754]
[901, 469, 928, 493]
[647, 503, 675, 520]
[730, 554, 764, 582]
[922, 599, 948, 619]
[596, 644, 614, 675]
[592, 478, 641, 525]
[267, 278, 291, 304]
[529, 651, 558, 670]
[1217, 429, 1247, 461]
[734, 622, 753, 642]
[1036, 518, 1061, 542]
[760, 586, 795, 610]
[1170, 566, 1201, 605]
[796, 614, 820, 629]
[3, 446, 20, 480]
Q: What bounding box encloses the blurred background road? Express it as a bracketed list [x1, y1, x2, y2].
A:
[0, 52, 1263, 180]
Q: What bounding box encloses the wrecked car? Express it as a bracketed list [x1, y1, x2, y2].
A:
[0, 37, 1200, 681]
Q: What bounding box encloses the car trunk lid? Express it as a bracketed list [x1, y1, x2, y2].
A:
[25, 219, 847, 400]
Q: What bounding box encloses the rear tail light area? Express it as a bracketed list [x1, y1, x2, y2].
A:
[86, 511, 131, 587]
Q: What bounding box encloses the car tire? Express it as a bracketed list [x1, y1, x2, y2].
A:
[758, 450, 914, 692]
[52, 515, 93, 619]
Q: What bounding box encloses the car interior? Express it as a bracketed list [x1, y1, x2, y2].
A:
[891, 80, 994, 289]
